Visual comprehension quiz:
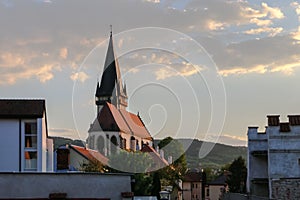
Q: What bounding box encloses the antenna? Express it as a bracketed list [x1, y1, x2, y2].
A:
[110, 25, 113, 36]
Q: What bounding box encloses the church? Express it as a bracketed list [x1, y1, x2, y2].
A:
[87, 31, 153, 156]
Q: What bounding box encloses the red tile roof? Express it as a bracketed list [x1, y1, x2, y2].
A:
[106, 103, 131, 134]
[69, 145, 108, 166]
[91, 102, 152, 140]
[141, 144, 168, 171]
[119, 108, 152, 139]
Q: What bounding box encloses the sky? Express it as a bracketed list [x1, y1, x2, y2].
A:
[1, 0, 300, 147]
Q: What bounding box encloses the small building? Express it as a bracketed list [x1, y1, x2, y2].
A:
[56, 144, 108, 171]
[247, 115, 300, 199]
[182, 170, 203, 200]
[205, 171, 229, 200]
[0, 99, 53, 172]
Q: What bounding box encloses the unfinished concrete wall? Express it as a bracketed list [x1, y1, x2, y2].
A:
[0, 173, 132, 200]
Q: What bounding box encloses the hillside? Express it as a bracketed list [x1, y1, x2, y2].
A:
[155, 138, 247, 169]
[50, 136, 85, 149]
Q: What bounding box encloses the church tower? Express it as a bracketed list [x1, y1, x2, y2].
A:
[95, 30, 128, 112]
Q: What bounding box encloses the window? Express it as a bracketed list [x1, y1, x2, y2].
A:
[206, 188, 210, 197]
[24, 121, 38, 171]
[25, 122, 37, 148]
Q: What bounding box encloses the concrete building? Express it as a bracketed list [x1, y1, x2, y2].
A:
[0, 172, 133, 200]
[0, 99, 53, 172]
[247, 115, 300, 199]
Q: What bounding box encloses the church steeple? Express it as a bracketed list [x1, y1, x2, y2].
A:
[95, 29, 128, 112]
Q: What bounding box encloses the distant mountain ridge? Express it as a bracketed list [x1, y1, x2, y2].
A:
[51, 136, 247, 169]
[154, 138, 247, 169]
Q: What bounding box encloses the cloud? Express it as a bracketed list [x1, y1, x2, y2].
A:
[219, 65, 268, 77]
[291, 2, 300, 15]
[59, 47, 68, 59]
[154, 63, 201, 80]
[261, 2, 284, 19]
[249, 18, 272, 27]
[49, 128, 80, 139]
[70, 71, 89, 83]
[0, 53, 26, 67]
[270, 62, 300, 75]
[206, 20, 226, 31]
[204, 134, 247, 146]
[291, 27, 300, 40]
[244, 27, 283, 37]
[204, 34, 300, 76]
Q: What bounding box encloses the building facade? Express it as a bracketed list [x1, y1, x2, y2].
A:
[0, 99, 53, 172]
[87, 31, 153, 156]
[247, 115, 300, 199]
[182, 170, 203, 200]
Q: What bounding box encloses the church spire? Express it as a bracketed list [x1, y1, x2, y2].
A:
[95, 29, 128, 112]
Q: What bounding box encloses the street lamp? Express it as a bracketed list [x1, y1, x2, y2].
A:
[159, 191, 170, 200]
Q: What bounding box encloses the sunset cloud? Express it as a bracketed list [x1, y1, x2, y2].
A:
[70, 71, 89, 83]
[244, 27, 283, 37]
[59, 48, 68, 59]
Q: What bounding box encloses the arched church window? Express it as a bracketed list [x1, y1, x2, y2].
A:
[111, 136, 118, 154]
[130, 136, 136, 151]
[97, 136, 105, 155]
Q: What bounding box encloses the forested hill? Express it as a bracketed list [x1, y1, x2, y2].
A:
[155, 138, 247, 169]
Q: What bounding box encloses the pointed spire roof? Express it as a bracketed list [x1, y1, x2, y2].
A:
[97, 31, 122, 97]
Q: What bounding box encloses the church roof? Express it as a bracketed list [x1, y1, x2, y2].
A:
[0, 99, 45, 118]
[96, 32, 122, 97]
[89, 102, 152, 140]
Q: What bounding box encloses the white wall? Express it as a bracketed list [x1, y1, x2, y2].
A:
[0, 119, 20, 172]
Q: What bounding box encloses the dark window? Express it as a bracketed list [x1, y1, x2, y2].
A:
[57, 149, 69, 170]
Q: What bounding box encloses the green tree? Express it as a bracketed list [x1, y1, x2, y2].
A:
[158, 137, 187, 186]
[227, 156, 247, 193]
[79, 159, 106, 172]
[134, 173, 153, 196]
[151, 172, 161, 199]
[108, 150, 152, 173]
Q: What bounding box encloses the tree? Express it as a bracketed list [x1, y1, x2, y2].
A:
[108, 150, 152, 173]
[227, 156, 247, 193]
[158, 137, 187, 186]
[151, 172, 161, 199]
[79, 159, 106, 172]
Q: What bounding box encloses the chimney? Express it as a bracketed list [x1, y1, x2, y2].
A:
[160, 149, 164, 159]
[280, 122, 290, 132]
[267, 115, 280, 126]
[288, 115, 300, 126]
[168, 156, 173, 164]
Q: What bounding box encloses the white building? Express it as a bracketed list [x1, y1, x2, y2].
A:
[247, 115, 300, 199]
[0, 99, 53, 172]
